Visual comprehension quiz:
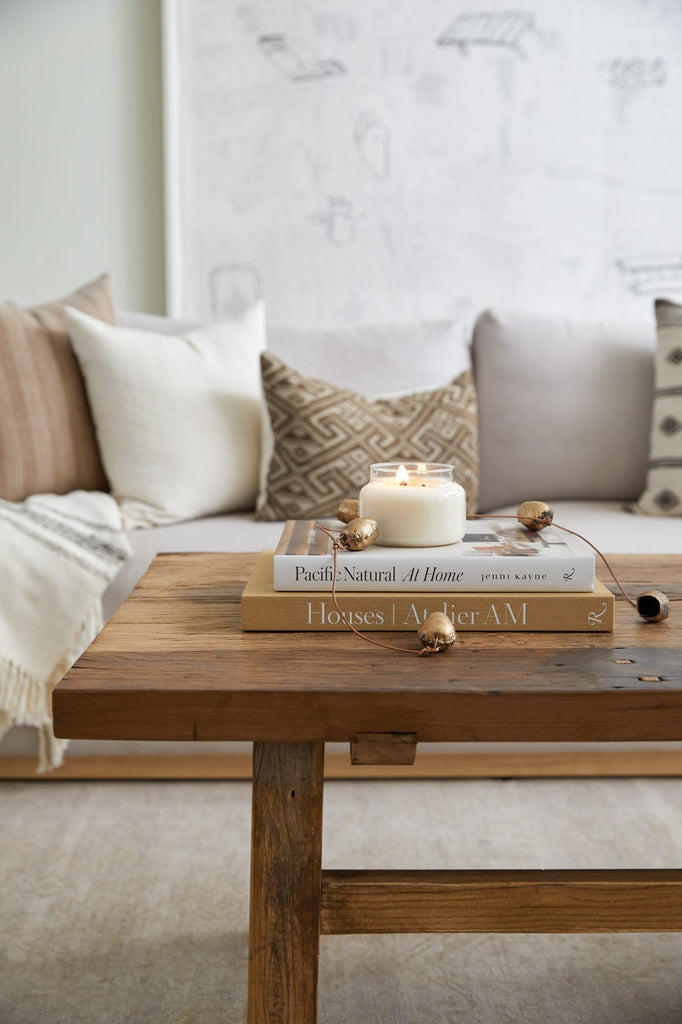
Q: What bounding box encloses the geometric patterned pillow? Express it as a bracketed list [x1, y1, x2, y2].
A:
[632, 299, 682, 516]
[255, 352, 479, 521]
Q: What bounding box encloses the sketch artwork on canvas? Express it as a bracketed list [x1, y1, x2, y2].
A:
[163, 0, 682, 328]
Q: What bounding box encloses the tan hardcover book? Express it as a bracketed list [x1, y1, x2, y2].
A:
[241, 551, 615, 632]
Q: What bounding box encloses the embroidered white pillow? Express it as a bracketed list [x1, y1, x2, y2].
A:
[65, 303, 265, 527]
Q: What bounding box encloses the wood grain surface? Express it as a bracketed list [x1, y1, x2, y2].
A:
[248, 742, 324, 1023]
[320, 869, 682, 933]
[53, 554, 682, 745]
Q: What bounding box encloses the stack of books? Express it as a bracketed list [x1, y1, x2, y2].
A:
[241, 518, 615, 632]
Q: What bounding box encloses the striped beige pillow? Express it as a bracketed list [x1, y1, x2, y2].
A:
[632, 298, 682, 515]
[0, 274, 113, 501]
[256, 352, 479, 521]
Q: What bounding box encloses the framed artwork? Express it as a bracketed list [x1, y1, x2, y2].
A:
[163, 0, 682, 325]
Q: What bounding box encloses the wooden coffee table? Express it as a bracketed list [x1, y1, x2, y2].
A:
[53, 552, 682, 1023]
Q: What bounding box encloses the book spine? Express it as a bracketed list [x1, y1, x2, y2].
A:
[241, 590, 614, 632]
[272, 554, 595, 592]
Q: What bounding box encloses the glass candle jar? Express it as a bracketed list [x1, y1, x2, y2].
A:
[359, 463, 466, 547]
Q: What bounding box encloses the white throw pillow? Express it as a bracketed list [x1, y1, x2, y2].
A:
[267, 318, 471, 397]
[65, 303, 265, 528]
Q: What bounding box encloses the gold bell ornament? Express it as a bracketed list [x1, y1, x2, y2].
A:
[338, 517, 379, 551]
[517, 500, 554, 531]
[418, 611, 456, 653]
[336, 499, 360, 524]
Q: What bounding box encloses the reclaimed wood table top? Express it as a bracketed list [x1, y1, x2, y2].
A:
[52, 552, 682, 1024]
[53, 552, 682, 746]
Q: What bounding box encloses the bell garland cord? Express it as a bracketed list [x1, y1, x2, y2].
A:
[543, 523, 637, 608]
[315, 499, 675, 656]
[465, 513, 637, 607]
[315, 523, 444, 655]
[466, 510, 679, 617]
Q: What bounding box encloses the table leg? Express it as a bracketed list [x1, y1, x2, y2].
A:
[248, 741, 325, 1024]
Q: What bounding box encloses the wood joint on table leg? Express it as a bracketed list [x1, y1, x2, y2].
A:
[351, 732, 418, 765]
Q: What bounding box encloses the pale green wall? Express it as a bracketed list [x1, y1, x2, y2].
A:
[0, 0, 166, 312]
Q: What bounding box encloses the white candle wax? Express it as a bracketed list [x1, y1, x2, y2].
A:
[359, 463, 466, 547]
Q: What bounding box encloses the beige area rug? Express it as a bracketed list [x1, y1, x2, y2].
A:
[2, 776, 682, 1023]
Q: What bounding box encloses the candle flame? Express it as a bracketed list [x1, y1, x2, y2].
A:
[396, 464, 409, 486]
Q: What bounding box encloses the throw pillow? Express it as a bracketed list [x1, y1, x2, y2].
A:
[631, 299, 682, 516]
[115, 314, 472, 397]
[267, 318, 471, 397]
[0, 273, 113, 501]
[255, 352, 479, 521]
[65, 301, 266, 528]
[472, 308, 655, 511]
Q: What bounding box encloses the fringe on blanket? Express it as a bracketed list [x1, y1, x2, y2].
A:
[0, 602, 103, 772]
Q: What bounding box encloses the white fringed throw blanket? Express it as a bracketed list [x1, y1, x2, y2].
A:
[0, 491, 131, 771]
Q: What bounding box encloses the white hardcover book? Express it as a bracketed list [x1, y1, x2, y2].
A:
[272, 518, 596, 592]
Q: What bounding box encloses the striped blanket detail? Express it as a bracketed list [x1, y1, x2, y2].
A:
[0, 491, 130, 770]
